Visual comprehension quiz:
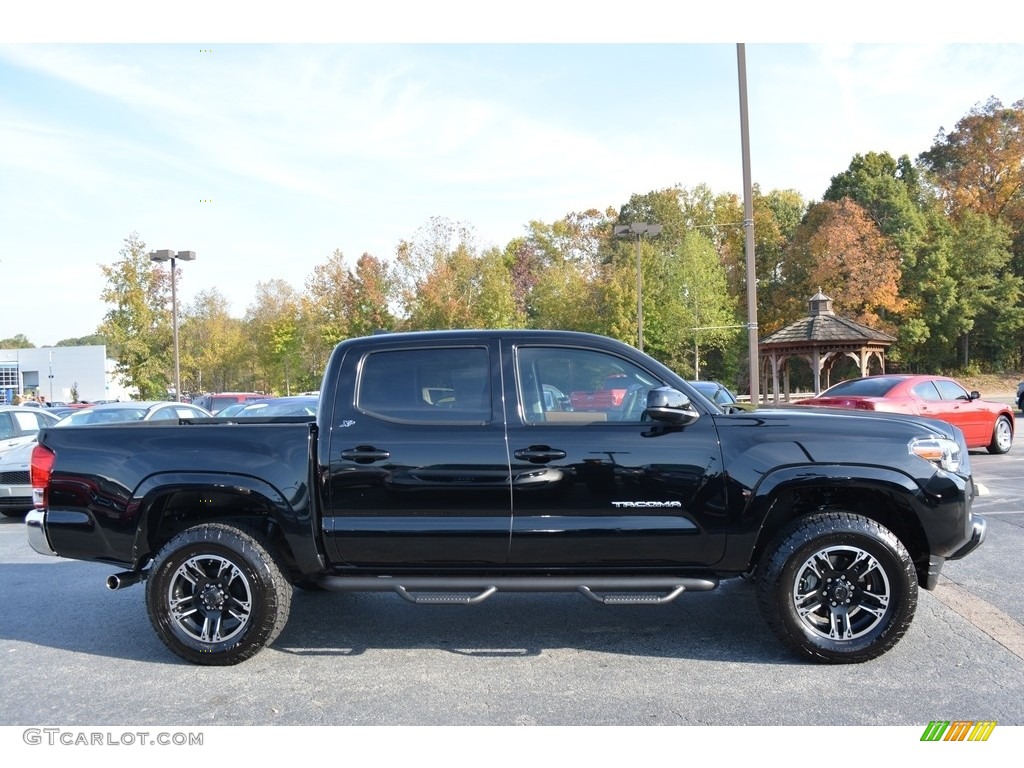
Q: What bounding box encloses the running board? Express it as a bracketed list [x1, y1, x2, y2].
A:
[315, 575, 718, 605]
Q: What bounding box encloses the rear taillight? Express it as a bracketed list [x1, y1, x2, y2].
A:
[31, 443, 55, 509]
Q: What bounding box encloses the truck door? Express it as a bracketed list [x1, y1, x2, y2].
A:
[503, 341, 728, 567]
[323, 340, 512, 567]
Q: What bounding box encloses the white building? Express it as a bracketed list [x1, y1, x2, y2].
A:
[0, 346, 136, 405]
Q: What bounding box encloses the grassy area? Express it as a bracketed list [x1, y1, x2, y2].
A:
[958, 372, 1023, 398]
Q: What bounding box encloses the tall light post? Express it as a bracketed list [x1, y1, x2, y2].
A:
[613, 222, 662, 352]
[737, 43, 760, 403]
[149, 249, 196, 402]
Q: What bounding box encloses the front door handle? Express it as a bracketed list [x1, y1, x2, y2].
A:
[340, 446, 391, 464]
[514, 446, 567, 464]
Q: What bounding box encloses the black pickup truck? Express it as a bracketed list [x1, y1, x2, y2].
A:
[26, 330, 986, 666]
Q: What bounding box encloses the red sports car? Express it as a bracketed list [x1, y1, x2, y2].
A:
[797, 374, 1015, 454]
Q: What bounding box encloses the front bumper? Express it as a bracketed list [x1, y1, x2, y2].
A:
[948, 514, 987, 560]
[25, 509, 57, 557]
[922, 513, 987, 590]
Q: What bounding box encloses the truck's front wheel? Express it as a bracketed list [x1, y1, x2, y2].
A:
[757, 512, 917, 663]
[146, 523, 291, 666]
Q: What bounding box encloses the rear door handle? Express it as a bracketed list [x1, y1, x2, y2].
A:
[340, 446, 391, 464]
[514, 446, 567, 464]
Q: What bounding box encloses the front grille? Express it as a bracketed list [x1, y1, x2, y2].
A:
[0, 496, 31, 509]
[0, 470, 29, 484]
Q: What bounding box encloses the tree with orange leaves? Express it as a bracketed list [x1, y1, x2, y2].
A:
[786, 198, 904, 333]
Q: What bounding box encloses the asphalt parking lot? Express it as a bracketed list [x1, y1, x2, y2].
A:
[1, 421, 1022, 729]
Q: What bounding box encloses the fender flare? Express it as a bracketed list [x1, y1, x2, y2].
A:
[129, 471, 300, 566]
[742, 463, 925, 563]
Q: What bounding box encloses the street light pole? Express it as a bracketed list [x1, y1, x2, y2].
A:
[149, 249, 196, 402]
[613, 222, 662, 352]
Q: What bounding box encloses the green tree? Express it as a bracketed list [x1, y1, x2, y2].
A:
[947, 211, 1023, 367]
[56, 334, 107, 347]
[821, 151, 958, 367]
[244, 279, 303, 395]
[0, 334, 34, 348]
[179, 289, 248, 395]
[97, 233, 172, 399]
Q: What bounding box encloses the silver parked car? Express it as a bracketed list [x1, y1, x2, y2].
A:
[55, 400, 213, 426]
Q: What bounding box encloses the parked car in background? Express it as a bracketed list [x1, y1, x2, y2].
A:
[1017, 381, 1024, 413]
[0, 440, 34, 517]
[687, 380, 756, 412]
[797, 374, 1014, 454]
[55, 401, 213, 426]
[231, 395, 319, 418]
[191, 392, 266, 414]
[0, 405, 60, 455]
[215, 401, 261, 417]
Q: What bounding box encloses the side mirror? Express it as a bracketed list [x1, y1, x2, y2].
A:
[969, 390, 981, 401]
[645, 387, 700, 426]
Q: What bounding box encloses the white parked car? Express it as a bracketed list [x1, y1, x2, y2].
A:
[0, 440, 34, 517]
[0, 405, 60, 455]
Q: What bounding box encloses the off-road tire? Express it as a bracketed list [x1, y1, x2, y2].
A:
[146, 523, 292, 666]
[757, 512, 917, 664]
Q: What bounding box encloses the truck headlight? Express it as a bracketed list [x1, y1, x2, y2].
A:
[909, 437, 962, 473]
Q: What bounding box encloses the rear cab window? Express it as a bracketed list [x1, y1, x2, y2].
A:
[355, 346, 492, 424]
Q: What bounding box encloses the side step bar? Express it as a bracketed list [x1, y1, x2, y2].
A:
[315, 575, 718, 605]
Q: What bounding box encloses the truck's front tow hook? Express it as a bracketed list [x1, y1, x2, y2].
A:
[106, 570, 147, 590]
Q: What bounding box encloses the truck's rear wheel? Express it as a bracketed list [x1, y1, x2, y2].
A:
[146, 523, 291, 666]
[757, 512, 917, 663]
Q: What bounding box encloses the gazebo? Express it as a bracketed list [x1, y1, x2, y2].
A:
[758, 291, 896, 403]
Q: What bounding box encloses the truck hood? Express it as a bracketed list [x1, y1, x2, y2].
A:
[712, 404, 971, 483]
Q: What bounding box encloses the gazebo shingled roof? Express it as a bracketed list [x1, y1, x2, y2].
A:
[758, 291, 896, 402]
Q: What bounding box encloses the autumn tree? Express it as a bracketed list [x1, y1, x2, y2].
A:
[97, 232, 172, 399]
[918, 97, 1024, 223]
[822, 152, 952, 366]
[919, 98, 1024, 367]
[786, 199, 904, 332]
[346, 253, 399, 337]
[298, 250, 399, 381]
[394, 217, 522, 330]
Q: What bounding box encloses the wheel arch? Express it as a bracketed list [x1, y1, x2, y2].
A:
[130, 472, 305, 577]
[746, 467, 931, 585]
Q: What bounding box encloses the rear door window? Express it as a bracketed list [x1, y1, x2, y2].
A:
[356, 346, 492, 424]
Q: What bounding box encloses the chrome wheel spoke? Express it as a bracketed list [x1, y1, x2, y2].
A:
[829, 606, 853, 639]
[167, 553, 253, 645]
[792, 544, 891, 641]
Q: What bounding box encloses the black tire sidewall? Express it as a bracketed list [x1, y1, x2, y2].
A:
[146, 525, 286, 665]
[760, 515, 917, 663]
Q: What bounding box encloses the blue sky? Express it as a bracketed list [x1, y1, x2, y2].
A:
[3, 3, 1024, 346]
